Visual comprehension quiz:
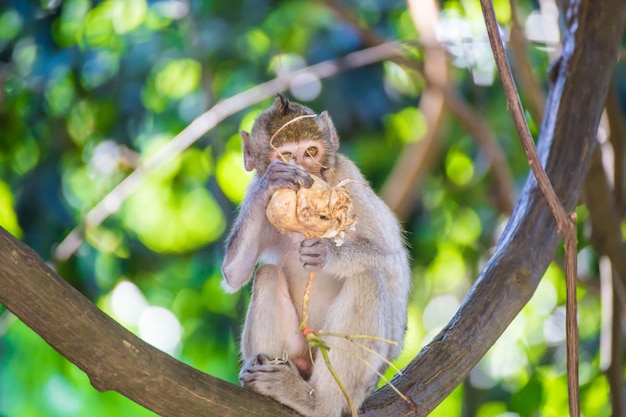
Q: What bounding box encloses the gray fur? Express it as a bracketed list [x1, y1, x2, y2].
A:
[222, 96, 411, 417]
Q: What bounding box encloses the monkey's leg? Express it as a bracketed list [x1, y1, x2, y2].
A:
[239, 265, 317, 416]
[307, 271, 392, 416]
[240, 264, 308, 361]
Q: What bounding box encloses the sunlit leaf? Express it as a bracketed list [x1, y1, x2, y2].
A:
[67, 101, 97, 146]
[216, 135, 253, 203]
[145, 7, 173, 30]
[244, 28, 270, 57]
[0, 180, 23, 238]
[123, 178, 226, 253]
[445, 149, 474, 186]
[383, 61, 423, 97]
[476, 401, 507, 417]
[111, 0, 147, 34]
[384, 106, 427, 143]
[425, 243, 467, 293]
[155, 58, 201, 100]
[83, 1, 116, 48]
[45, 72, 77, 116]
[395, 10, 418, 40]
[430, 384, 463, 417]
[13, 39, 37, 76]
[87, 227, 128, 258]
[0, 9, 22, 41]
[449, 207, 482, 245]
[581, 375, 611, 416]
[10, 135, 39, 175]
[201, 273, 239, 317]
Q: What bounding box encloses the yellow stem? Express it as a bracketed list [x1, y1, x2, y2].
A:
[300, 270, 316, 331]
[320, 346, 358, 417]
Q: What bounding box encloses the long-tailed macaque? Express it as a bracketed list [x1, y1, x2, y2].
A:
[222, 94, 411, 417]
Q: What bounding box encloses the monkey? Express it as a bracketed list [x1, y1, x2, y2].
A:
[221, 94, 411, 417]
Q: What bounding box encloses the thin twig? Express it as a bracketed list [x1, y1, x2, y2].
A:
[478, 1, 579, 416]
[300, 271, 316, 333]
[318, 346, 357, 417]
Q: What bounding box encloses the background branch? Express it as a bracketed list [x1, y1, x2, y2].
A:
[607, 77, 626, 213]
[584, 143, 626, 417]
[52, 42, 405, 262]
[320, 0, 515, 217]
[379, 0, 448, 218]
[508, 0, 546, 123]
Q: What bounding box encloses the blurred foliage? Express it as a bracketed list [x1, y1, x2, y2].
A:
[0, 0, 623, 416]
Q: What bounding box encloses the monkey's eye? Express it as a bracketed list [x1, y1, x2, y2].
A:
[304, 147, 318, 158]
[281, 152, 293, 161]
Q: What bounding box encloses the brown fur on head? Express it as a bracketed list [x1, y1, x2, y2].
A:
[241, 94, 339, 176]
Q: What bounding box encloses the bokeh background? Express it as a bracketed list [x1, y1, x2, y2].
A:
[0, 0, 623, 416]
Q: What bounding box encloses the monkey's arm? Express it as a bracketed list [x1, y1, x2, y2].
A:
[222, 177, 269, 291]
[222, 161, 314, 291]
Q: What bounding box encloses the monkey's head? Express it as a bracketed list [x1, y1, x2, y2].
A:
[241, 94, 339, 177]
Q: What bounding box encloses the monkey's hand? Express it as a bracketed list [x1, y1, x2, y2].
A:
[240, 353, 316, 416]
[299, 238, 331, 270]
[260, 160, 314, 200]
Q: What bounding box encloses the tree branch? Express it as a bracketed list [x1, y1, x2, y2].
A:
[0, 227, 295, 417]
[606, 77, 626, 214]
[362, 0, 625, 414]
[584, 146, 626, 417]
[379, 0, 448, 218]
[479, 0, 580, 413]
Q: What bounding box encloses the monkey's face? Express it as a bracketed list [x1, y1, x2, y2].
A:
[271, 139, 327, 176]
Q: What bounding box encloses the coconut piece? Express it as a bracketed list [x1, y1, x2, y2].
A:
[266, 175, 356, 243]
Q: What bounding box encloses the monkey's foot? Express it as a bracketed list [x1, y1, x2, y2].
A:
[239, 353, 316, 416]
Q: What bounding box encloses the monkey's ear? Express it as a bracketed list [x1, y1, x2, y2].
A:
[241, 130, 255, 171]
[320, 111, 339, 151]
[274, 93, 290, 114]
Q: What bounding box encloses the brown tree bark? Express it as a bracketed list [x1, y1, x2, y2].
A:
[0, 1, 624, 416]
[0, 228, 294, 417]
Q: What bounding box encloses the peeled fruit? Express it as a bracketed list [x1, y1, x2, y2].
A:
[266, 175, 356, 243]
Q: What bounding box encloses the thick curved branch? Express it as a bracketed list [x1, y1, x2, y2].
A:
[362, 0, 625, 414]
[481, 0, 582, 413]
[0, 227, 294, 417]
